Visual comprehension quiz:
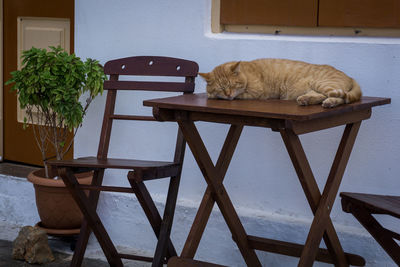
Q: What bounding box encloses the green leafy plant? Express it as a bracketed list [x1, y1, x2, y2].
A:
[6, 46, 107, 177]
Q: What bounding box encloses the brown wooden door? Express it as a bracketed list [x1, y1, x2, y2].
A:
[3, 0, 74, 166]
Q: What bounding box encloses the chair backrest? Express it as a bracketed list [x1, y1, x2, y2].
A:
[97, 56, 199, 160]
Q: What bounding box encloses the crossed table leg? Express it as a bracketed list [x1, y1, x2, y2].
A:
[178, 119, 365, 266]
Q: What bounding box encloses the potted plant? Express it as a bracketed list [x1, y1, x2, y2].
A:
[6, 46, 106, 234]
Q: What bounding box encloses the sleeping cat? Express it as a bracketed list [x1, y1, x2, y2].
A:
[199, 59, 362, 108]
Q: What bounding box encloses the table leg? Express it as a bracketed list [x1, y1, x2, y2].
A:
[178, 121, 261, 267]
[298, 122, 361, 267]
[281, 122, 360, 267]
[58, 167, 123, 267]
[181, 125, 243, 258]
[280, 129, 348, 266]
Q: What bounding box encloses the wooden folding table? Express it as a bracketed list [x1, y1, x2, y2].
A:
[144, 93, 390, 266]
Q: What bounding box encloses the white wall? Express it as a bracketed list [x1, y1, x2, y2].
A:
[74, 0, 400, 266]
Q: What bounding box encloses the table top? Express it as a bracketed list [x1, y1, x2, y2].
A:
[144, 93, 390, 121]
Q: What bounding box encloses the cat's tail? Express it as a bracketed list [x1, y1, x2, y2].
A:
[345, 79, 362, 103]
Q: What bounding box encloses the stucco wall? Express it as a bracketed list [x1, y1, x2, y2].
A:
[73, 0, 400, 265]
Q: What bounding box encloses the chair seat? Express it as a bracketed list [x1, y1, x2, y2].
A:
[48, 156, 179, 170]
[341, 192, 400, 219]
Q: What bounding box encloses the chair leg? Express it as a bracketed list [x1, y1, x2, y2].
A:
[152, 175, 181, 267]
[59, 167, 123, 267]
[71, 169, 105, 267]
[346, 203, 400, 265]
[127, 176, 177, 264]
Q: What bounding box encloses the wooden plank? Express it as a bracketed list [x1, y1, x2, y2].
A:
[118, 253, 156, 263]
[104, 56, 199, 77]
[247, 235, 365, 266]
[49, 156, 177, 169]
[98, 81, 118, 159]
[128, 164, 181, 181]
[220, 0, 318, 27]
[319, 0, 400, 28]
[168, 256, 227, 267]
[144, 93, 391, 121]
[104, 80, 194, 92]
[109, 115, 155, 121]
[152, 107, 285, 129]
[153, 106, 369, 134]
[189, 111, 284, 129]
[286, 109, 371, 135]
[341, 192, 400, 219]
[223, 24, 400, 37]
[78, 184, 134, 193]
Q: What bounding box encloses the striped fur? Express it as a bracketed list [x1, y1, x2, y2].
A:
[199, 59, 362, 108]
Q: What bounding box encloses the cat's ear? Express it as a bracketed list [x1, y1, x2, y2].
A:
[230, 61, 241, 75]
[199, 72, 212, 82]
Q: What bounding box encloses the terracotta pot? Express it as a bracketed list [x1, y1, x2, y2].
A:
[27, 169, 92, 232]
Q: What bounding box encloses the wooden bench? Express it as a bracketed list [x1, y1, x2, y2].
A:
[341, 192, 400, 264]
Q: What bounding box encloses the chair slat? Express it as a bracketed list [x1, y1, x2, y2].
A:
[78, 184, 134, 193]
[104, 80, 194, 92]
[104, 56, 199, 77]
[110, 115, 156, 121]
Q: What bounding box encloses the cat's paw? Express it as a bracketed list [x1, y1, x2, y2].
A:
[296, 95, 310, 106]
[322, 97, 344, 108]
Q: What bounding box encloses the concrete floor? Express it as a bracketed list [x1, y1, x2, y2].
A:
[0, 239, 110, 267]
[0, 162, 39, 178]
[0, 237, 154, 267]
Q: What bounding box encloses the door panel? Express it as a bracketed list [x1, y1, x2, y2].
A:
[4, 0, 74, 166]
[17, 17, 70, 124]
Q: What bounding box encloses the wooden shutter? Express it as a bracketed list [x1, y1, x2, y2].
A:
[220, 0, 318, 27]
[319, 0, 400, 28]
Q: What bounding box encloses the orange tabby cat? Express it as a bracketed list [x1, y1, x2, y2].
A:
[199, 59, 362, 108]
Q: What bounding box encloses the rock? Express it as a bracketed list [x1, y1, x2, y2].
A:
[12, 226, 31, 260]
[12, 226, 55, 264]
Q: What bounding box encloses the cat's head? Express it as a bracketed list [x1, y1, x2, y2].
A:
[199, 61, 247, 100]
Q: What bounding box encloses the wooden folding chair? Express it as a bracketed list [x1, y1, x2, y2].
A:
[340, 192, 400, 265]
[48, 56, 199, 267]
